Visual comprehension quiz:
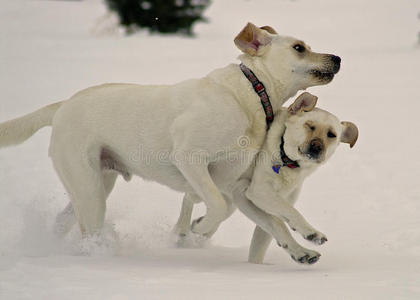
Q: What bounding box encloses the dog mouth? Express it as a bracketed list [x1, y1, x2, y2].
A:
[309, 70, 335, 82]
[309, 60, 340, 82]
[298, 147, 323, 163]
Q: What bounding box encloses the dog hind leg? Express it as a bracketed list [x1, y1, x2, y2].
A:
[53, 170, 118, 238]
[53, 171, 118, 236]
[54, 201, 76, 237]
[51, 144, 111, 237]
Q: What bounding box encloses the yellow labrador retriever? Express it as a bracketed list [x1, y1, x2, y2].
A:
[0, 23, 341, 248]
[232, 93, 358, 265]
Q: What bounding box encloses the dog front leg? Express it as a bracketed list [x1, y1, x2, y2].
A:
[248, 226, 272, 264]
[271, 203, 328, 246]
[246, 183, 327, 246]
[233, 180, 321, 265]
[171, 153, 228, 236]
[172, 193, 197, 243]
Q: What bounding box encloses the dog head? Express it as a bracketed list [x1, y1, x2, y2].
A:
[234, 23, 341, 93]
[281, 93, 358, 166]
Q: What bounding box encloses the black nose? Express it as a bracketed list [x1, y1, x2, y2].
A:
[331, 55, 341, 65]
[330, 55, 341, 74]
[308, 140, 324, 158]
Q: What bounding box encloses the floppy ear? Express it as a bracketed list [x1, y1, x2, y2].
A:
[288, 92, 318, 115]
[340, 121, 359, 148]
[260, 25, 277, 35]
[234, 22, 273, 56]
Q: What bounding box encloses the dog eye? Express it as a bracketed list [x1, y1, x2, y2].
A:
[293, 44, 305, 53]
[327, 131, 336, 138]
[306, 123, 315, 131]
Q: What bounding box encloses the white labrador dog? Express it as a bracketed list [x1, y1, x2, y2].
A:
[0, 23, 341, 244]
[231, 93, 358, 265]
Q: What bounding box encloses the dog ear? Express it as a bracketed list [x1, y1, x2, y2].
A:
[340, 121, 359, 148]
[260, 25, 277, 35]
[288, 92, 318, 115]
[234, 22, 273, 56]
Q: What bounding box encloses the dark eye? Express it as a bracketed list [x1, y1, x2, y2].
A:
[293, 44, 305, 53]
[306, 123, 315, 131]
[327, 131, 337, 138]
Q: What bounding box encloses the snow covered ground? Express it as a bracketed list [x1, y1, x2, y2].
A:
[1, 0, 420, 299]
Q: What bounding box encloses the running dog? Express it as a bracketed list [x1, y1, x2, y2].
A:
[232, 93, 358, 264]
[0, 23, 341, 246]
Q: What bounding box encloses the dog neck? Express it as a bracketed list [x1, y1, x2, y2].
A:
[280, 136, 300, 168]
[239, 56, 301, 111]
[267, 113, 300, 174]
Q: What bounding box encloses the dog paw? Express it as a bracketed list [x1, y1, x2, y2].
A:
[304, 231, 328, 245]
[173, 232, 210, 248]
[290, 248, 321, 265]
[190, 216, 219, 238]
[77, 225, 120, 256]
[171, 223, 190, 245]
[170, 230, 189, 248]
[190, 216, 205, 233]
[175, 234, 188, 247]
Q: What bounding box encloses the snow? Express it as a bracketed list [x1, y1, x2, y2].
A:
[0, 0, 420, 299]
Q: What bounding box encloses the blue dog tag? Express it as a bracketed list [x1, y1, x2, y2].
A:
[272, 164, 282, 174]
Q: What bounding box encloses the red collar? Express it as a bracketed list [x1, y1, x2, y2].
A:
[239, 63, 274, 128]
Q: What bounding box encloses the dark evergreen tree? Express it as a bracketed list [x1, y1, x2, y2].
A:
[105, 0, 211, 36]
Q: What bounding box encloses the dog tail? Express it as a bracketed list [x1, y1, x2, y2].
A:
[0, 101, 64, 148]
